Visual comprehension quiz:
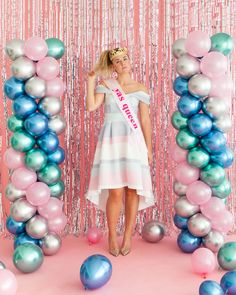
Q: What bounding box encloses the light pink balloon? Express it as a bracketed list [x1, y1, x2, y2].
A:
[26, 182, 50, 206]
[38, 197, 63, 219]
[185, 31, 211, 57]
[171, 145, 188, 163]
[87, 227, 103, 244]
[0, 269, 18, 295]
[209, 75, 233, 98]
[11, 167, 37, 190]
[200, 197, 226, 220]
[3, 147, 24, 170]
[200, 52, 228, 78]
[175, 161, 200, 185]
[48, 213, 67, 233]
[24, 37, 48, 61]
[186, 181, 212, 205]
[46, 77, 64, 97]
[36, 57, 60, 80]
[191, 248, 216, 275]
[211, 209, 234, 233]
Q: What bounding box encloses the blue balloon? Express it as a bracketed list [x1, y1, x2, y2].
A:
[177, 230, 202, 253]
[4, 77, 25, 100]
[6, 216, 26, 235]
[12, 95, 37, 119]
[200, 131, 226, 155]
[177, 93, 202, 118]
[14, 233, 41, 249]
[24, 113, 49, 137]
[188, 114, 212, 137]
[173, 77, 189, 96]
[47, 147, 65, 164]
[80, 254, 112, 290]
[220, 271, 236, 295]
[37, 131, 59, 154]
[199, 280, 224, 295]
[211, 147, 234, 168]
[174, 214, 188, 230]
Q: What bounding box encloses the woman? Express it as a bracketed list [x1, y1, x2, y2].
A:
[86, 47, 155, 256]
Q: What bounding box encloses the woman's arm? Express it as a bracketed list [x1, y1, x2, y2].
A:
[86, 71, 105, 112]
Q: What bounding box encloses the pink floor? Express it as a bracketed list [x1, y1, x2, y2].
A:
[1, 234, 236, 295]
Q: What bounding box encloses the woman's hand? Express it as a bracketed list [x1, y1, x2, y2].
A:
[147, 150, 153, 166]
[88, 70, 97, 81]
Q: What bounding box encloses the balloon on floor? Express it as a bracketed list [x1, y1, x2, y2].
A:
[4, 36, 66, 273]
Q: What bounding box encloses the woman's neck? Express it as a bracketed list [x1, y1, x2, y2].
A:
[117, 73, 133, 85]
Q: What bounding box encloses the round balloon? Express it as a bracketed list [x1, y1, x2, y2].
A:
[6, 215, 26, 235]
[14, 232, 40, 249]
[173, 214, 188, 230]
[211, 147, 234, 168]
[188, 74, 211, 98]
[220, 270, 236, 295]
[187, 213, 211, 237]
[87, 227, 103, 244]
[26, 182, 50, 206]
[25, 76, 46, 99]
[11, 130, 36, 153]
[25, 148, 47, 171]
[191, 248, 216, 275]
[187, 147, 210, 168]
[176, 128, 199, 150]
[176, 54, 200, 78]
[5, 183, 25, 202]
[185, 31, 211, 57]
[200, 51, 227, 78]
[47, 147, 65, 165]
[46, 38, 65, 59]
[213, 114, 232, 133]
[7, 115, 23, 132]
[177, 230, 202, 253]
[10, 198, 36, 222]
[26, 215, 48, 239]
[172, 38, 187, 58]
[199, 280, 224, 295]
[202, 97, 229, 119]
[48, 180, 65, 198]
[0, 269, 18, 295]
[12, 95, 37, 119]
[200, 163, 225, 187]
[11, 56, 36, 81]
[218, 242, 236, 271]
[24, 113, 48, 137]
[36, 56, 60, 80]
[38, 96, 62, 117]
[177, 93, 202, 118]
[37, 163, 61, 185]
[186, 181, 212, 205]
[4, 77, 25, 100]
[200, 130, 226, 155]
[173, 181, 188, 196]
[173, 76, 189, 96]
[37, 131, 59, 154]
[24, 36, 48, 61]
[203, 230, 225, 253]
[48, 115, 66, 135]
[212, 178, 231, 199]
[187, 113, 212, 137]
[5, 38, 24, 60]
[171, 111, 188, 130]
[40, 232, 61, 255]
[211, 33, 234, 56]
[174, 197, 200, 218]
[141, 220, 165, 243]
[11, 167, 37, 190]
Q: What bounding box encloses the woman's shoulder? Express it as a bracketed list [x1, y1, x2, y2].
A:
[134, 82, 149, 94]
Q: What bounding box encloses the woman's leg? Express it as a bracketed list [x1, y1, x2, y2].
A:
[121, 187, 139, 255]
[106, 187, 124, 256]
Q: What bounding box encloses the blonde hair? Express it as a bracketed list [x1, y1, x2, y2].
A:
[94, 50, 113, 78]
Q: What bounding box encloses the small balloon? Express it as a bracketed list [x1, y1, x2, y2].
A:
[187, 113, 212, 137]
[177, 230, 202, 253]
[26, 215, 49, 239]
[5, 183, 25, 202]
[47, 213, 67, 233]
[11, 167, 37, 190]
[25, 76, 46, 99]
[220, 270, 236, 295]
[212, 178, 231, 199]
[46, 38, 65, 59]
[173, 181, 188, 196]
[6, 215, 26, 235]
[10, 198, 36, 222]
[175, 161, 200, 185]
[5, 38, 24, 60]
[200, 163, 226, 187]
[4, 77, 25, 100]
[176, 128, 199, 150]
[200, 130, 226, 155]
[173, 214, 189, 230]
[3, 147, 24, 170]
[176, 54, 200, 79]
[47, 147, 65, 164]
[171, 111, 188, 130]
[48, 115, 66, 135]
[218, 243, 236, 271]
[14, 232, 40, 249]
[11, 56, 36, 80]
[38, 96, 62, 117]
[40, 232, 61, 255]
[174, 197, 200, 218]
[203, 230, 225, 253]
[36, 56, 60, 80]
[172, 38, 187, 58]
[211, 32, 234, 56]
[173, 76, 189, 96]
[26, 182, 50, 206]
[25, 148, 48, 171]
[211, 147, 234, 168]
[87, 227, 103, 244]
[24, 113, 48, 137]
[191, 248, 216, 275]
[213, 115, 232, 133]
[48, 180, 65, 198]
[200, 51, 227, 78]
[177, 93, 202, 118]
[12, 95, 37, 119]
[46, 77, 64, 97]
[187, 213, 211, 237]
[0, 269, 18, 295]
[38, 197, 63, 219]
[141, 220, 165, 243]
[37, 131, 59, 154]
[7, 115, 23, 132]
[186, 181, 212, 205]
[37, 163, 61, 185]
[202, 97, 230, 119]
[187, 147, 210, 169]
[185, 31, 211, 57]
[24, 36, 48, 61]
[188, 74, 211, 98]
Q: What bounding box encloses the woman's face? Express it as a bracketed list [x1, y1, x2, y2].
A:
[112, 54, 131, 74]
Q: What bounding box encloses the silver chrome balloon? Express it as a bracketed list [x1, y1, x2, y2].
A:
[26, 215, 49, 239]
[5, 39, 24, 60]
[172, 38, 187, 59]
[213, 115, 232, 133]
[5, 182, 26, 202]
[0, 261, 6, 270]
[38, 97, 62, 117]
[188, 74, 211, 97]
[174, 197, 200, 218]
[173, 181, 188, 196]
[187, 213, 211, 237]
[11, 56, 36, 81]
[141, 220, 165, 243]
[10, 198, 36, 222]
[25, 76, 46, 98]
[203, 97, 230, 118]
[176, 54, 200, 79]
[40, 232, 62, 255]
[48, 115, 66, 135]
[203, 230, 225, 252]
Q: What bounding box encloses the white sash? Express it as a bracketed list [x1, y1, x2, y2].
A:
[104, 79, 148, 153]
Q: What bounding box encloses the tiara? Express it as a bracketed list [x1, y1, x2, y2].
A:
[109, 47, 128, 61]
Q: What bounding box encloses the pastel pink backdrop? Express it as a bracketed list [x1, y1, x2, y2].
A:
[0, 0, 236, 236]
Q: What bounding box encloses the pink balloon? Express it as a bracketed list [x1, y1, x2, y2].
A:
[87, 227, 103, 244]
[36, 57, 60, 80]
[175, 161, 200, 185]
[38, 197, 63, 219]
[26, 182, 50, 206]
[3, 147, 24, 170]
[171, 145, 188, 163]
[200, 197, 226, 220]
[0, 269, 18, 295]
[24, 37, 48, 61]
[211, 209, 234, 233]
[200, 52, 228, 78]
[48, 213, 67, 233]
[191, 248, 216, 275]
[209, 75, 233, 98]
[11, 167, 37, 190]
[46, 77, 64, 97]
[186, 181, 212, 205]
[185, 31, 211, 57]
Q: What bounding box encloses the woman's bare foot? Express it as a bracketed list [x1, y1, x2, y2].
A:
[108, 235, 120, 257]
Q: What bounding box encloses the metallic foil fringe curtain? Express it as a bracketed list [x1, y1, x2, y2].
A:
[0, 0, 236, 236]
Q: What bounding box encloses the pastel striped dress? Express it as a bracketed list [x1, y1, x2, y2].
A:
[86, 84, 155, 211]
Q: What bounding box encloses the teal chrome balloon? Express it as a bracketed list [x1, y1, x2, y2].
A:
[7, 115, 23, 132]
[46, 38, 65, 59]
[187, 147, 210, 168]
[37, 163, 61, 185]
[218, 242, 236, 271]
[200, 162, 225, 187]
[171, 111, 188, 130]
[48, 180, 65, 198]
[25, 148, 47, 171]
[212, 178, 231, 199]
[211, 33, 234, 56]
[13, 243, 44, 273]
[176, 128, 199, 150]
[11, 130, 35, 152]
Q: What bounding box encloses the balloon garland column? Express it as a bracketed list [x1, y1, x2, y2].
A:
[3, 37, 67, 273]
[171, 32, 234, 256]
